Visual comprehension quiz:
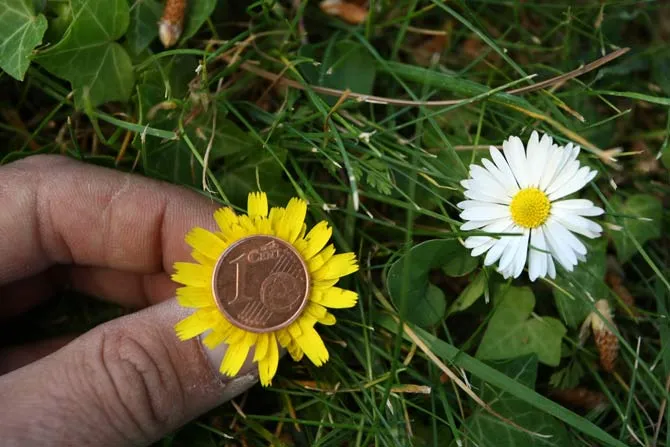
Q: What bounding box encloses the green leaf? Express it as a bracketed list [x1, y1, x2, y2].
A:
[299, 40, 376, 106]
[606, 194, 663, 263]
[137, 84, 258, 187]
[461, 356, 574, 447]
[552, 239, 608, 328]
[549, 361, 585, 390]
[0, 0, 48, 80]
[375, 316, 626, 447]
[476, 286, 566, 366]
[126, 0, 162, 55]
[43, 0, 72, 43]
[35, 0, 134, 108]
[387, 239, 468, 327]
[180, 0, 217, 42]
[447, 271, 487, 315]
[219, 147, 290, 207]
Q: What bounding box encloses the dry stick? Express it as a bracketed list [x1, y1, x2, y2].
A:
[652, 373, 670, 446]
[231, 48, 629, 165]
[201, 78, 224, 193]
[233, 47, 628, 107]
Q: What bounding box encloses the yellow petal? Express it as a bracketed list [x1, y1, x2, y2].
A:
[174, 308, 219, 340]
[311, 286, 358, 309]
[299, 221, 332, 261]
[276, 328, 291, 347]
[176, 286, 214, 308]
[220, 331, 257, 377]
[268, 206, 285, 231]
[320, 312, 336, 326]
[312, 253, 358, 281]
[191, 250, 214, 267]
[237, 215, 258, 234]
[248, 192, 268, 219]
[202, 320, 236, 349]
[259, 336, 279, 386]
[185, 227, 227, 261]
[276, 198, 307, 243]
[306, 301, 327, 319]
[213, 207, 239, 235]
[288, 322, 302, 339]
[253, 216, 273, 235]
[287, 340, 304, 361]
[295, 321, 329, 366]
[305, 302, 337, 326]
[172, 262, 214, 287]
[298, 223, 307, 240]
[254, 333, 269, 362]
[307, 244, 335, 272]
[313, 278, 339, 289]
[202, 327, 227, 349]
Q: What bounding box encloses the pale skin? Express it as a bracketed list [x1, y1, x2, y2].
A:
[0, 155, 258, 446]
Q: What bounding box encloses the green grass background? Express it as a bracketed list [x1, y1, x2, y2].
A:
[2, 1, 670, 446]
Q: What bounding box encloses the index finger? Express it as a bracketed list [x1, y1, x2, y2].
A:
[0, 155, 218, 288]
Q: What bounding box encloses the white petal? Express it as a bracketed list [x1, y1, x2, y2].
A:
[527, 132, 552, 188]
[551, 209, 603, 239]
[545, 159, 581, 196]
[538, 144, 561, 191]
[485, 236, 512, 266]
[547, 255, 557, 279]
[464, 236, 493, 249]
[498, 226, 525, 273]
[545, 217, 587, 256]
[528, 227, 548, 281]
[503, 136, 529, 188]
[512, 230, 530, 278]
[552, 199, 604, 216]
[547, 168, 597, 201]
[543, 220, 578, 271]
[458, 200, 498, 209]
[481, 158, 517, 199]
[490, 146, 520, 191]
[542, 144, 579, 191]
[467, 168, 511, 203]
[460, 204, 510, 221]
[464, 188, 510, 205]
[472, 239, 496, 257]
[461, 217, 509, 231]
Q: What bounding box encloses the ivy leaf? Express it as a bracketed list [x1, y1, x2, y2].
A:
[299, 39, 376, 106]
[35, 0, 134, 108]
[447, 271, 487, 315]
[387, 239, 469, 327]
[126, 0, 162, 54]
[476, 286, 566, 366]
[0, 0, 48, 80]
[457, 355, 574, 446]
[553, 239, 608, 328]
[606, 194, 663, 263]
[180, 0, 217, 42]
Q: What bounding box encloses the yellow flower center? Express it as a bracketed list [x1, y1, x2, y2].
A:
[509, 188, 551, 229]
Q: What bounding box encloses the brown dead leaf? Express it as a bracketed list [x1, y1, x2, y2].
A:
[320, 0, 368, 25]
[550, 387, 608, 410]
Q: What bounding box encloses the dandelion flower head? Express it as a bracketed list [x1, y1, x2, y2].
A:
[172, 192, 358, 386]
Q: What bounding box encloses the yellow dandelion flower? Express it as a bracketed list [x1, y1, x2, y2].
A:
[172, 192, 358, 386]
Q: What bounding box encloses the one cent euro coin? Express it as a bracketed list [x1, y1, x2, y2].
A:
[212, 235, 310, 333]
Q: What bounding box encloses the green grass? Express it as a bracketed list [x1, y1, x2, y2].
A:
[3, 1, 670, 446]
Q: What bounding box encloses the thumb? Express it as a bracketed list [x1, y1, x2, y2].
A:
[0, 298, 258, 446]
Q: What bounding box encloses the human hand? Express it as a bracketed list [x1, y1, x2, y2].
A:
[0, 155, 259, 446]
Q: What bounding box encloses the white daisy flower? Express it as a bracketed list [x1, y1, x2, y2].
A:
[458, 131, 604, 281]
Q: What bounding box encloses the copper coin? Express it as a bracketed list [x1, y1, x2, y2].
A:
[212, 235, 310, 333]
